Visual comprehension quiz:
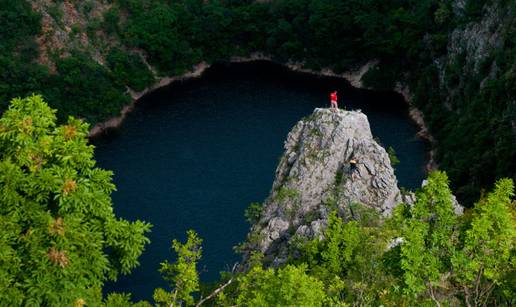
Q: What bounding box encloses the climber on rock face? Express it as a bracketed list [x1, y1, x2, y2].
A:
[349, 159, 358, 179]
[330, 91, 338, 111]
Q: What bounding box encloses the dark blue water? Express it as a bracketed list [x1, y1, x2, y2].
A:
[93, 61, 427, 302]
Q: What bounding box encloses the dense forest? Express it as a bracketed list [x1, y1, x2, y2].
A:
[0, 0, 514, 204]
[0, 0, 515, 305]
[0, 95, 514, 306]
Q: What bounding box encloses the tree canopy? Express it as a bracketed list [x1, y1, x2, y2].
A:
[0, 95, 151, 306]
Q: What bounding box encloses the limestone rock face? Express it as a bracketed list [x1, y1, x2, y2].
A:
[248, 108, 402, 262]
[448, 1, 508, 72]
[436, 0, 513, 96]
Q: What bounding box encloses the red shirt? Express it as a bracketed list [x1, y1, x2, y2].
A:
[330, 92, 337, 102]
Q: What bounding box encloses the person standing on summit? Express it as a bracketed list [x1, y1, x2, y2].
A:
[330, 90, 338, 111]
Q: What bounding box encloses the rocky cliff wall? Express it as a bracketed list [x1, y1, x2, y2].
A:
[438, 0, 514, 103]
[247, 108, 403, 263]
[245, 108, 464, 264]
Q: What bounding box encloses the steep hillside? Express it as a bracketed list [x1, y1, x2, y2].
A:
[31, 0, 115, 69]
[405, 0, 516, 202]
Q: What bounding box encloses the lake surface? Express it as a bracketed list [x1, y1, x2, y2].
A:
[93, 61, 428, 302]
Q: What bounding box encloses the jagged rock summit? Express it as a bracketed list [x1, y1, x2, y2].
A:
[248, 108, 402, 262]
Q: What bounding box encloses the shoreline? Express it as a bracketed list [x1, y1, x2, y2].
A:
[395, 82, 438, 172]
[88, 53, 376, 137]
[88, 62, 211, 136]
[88, 55, 437, 172]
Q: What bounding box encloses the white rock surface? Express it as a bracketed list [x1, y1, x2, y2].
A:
[248, 108, 402, 261]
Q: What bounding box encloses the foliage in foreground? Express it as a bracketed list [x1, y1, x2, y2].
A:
[153, 230, 203, 307]
[138, 172, 514, 306]
[0, 97, 513, 306]
[185, 173, 514, 306]
[0, 95, 151, 306]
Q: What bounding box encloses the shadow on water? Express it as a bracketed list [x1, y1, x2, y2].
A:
[93, 60, 428, 302]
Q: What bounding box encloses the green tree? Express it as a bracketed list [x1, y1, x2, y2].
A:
[121, 0, 196, 74]
[0, 95, 151, 306]
[230, 264, 329, 307]
[0, 0, 41, 52]
[154, 230, 202, 307]
[106, 48, 155, 92]
[45, 55, 131, 123]
[451, 178, 515, 306]
[244, 202, 262, 224]
[320, 212, 361, 276]
[103, 293, 152, 307]
[387, 146, 400, 167]
[399, 171, 457, 304]
[298, 209, 395, 305]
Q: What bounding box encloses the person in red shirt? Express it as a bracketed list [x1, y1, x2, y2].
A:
[330, 91, 338, 111]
